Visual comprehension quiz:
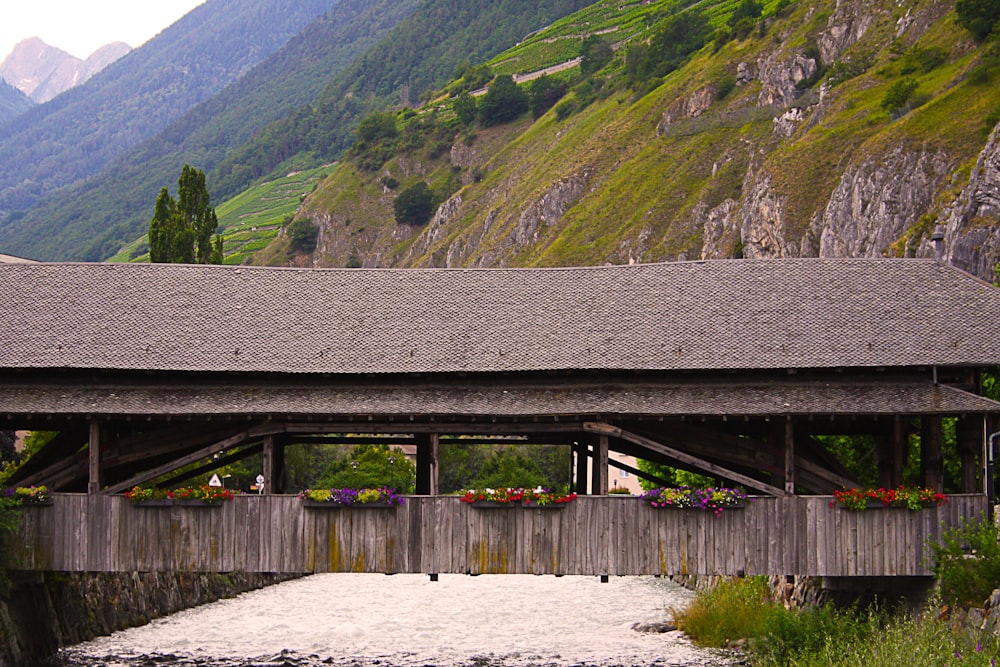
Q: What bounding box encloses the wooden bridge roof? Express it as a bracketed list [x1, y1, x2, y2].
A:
[0, 377, 997, 418]
[2, 258, 1000, 376]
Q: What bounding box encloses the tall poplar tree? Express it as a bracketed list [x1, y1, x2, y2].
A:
[149, 164, 224, 264]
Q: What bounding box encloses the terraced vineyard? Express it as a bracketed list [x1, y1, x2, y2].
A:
[109, 165, 334, 265]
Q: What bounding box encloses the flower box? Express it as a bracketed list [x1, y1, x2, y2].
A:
[4, 485, 52, 506]
[299, 487, 405, 507]
[830, 486, 947, 511]
[460, 488, 576, 507]
[639, 486, 747, 516]
[522, 500, 568, 509]
[302, 499, 397, 508]
[469, 500, 519, 508]
[173, 499, 224, 507]
[131, 499, 174, 507]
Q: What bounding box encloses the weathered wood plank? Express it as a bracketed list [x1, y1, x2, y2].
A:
[7, 494, 987, 576]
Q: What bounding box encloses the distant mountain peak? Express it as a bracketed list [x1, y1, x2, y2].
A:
[0, 37, 131, 103]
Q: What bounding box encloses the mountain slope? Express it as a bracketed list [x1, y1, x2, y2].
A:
[210, 0, 597, 203]
[0, 37, 131, 103]
[0, 0, 420, 262]
[0, 78, 32, 126]
[0, 0, 336, 221]
[271, 0, 1000, 282]
[0, 0, 594, 262]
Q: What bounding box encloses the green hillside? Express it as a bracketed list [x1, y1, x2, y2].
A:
[109, 165, 334, 265]
[1, 0, 417, 263]
[254, 0, 1000, 280]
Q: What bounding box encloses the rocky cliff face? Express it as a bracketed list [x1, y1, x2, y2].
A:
[0, 38, 130, 103]
[292, 0, 1000, 282]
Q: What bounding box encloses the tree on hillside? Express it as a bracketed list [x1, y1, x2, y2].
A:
[528, 75, 568, 118]
[477, 75, 528, 127]
[956, 0, 1000, 41]
[580, 35, 613, 76]
[393, 181, 436, 225]
[148, 164, 223, 264]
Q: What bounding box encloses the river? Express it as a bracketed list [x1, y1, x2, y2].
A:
[55, 574, 738, 667]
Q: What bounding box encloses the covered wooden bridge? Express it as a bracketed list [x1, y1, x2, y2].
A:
[2, 258, 999, 576]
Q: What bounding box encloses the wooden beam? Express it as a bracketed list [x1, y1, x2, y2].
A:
[88, 420, 102, 494]
[956, 416, 983, 494]
[795, 458, 858, 492]
[416, 433, 439, 495]
[921, 416, 944, 492]
[5, 426, 88, 485]
[591, 434, 609, 496]
[263, 435, 276, 494]
[607, 456, 671, 489]
[102, 428, 261, 495]
[892, 416, 907, 489]
[158, 444, 263, 489]
[573, 441, 588, 495]
[583, 422, 785, 496]
[784, 419, 795, 496]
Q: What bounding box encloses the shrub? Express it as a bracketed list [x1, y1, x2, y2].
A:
[393, 181, 436, 226]
[956, 0, 1000, 42]
[286, 218, 319, 253]
[930, 511, 1000, 607]
[478, 75, 528, 127]
[674, 577, 786, 646]
[715, 73, 737, 99]
[453, 92, 478, 126]
[356, 111, 399, 144]
[880, 78, 919, 116]
[528, 75, 568, 118]
[580, 35, 614, 76]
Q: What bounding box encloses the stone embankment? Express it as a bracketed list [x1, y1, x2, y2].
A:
[0, 571, 301, 666]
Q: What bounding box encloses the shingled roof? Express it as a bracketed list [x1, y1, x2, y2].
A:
[2, 259, 999, 375]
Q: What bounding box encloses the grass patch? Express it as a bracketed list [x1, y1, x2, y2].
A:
[674, 577, 1000, 666]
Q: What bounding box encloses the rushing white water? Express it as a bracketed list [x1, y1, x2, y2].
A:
[59, 574, 736, 667]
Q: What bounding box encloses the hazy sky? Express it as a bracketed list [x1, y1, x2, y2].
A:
[1, 0, 206, 61]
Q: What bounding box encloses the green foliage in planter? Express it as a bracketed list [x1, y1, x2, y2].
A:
[930, 511, 1000, 607]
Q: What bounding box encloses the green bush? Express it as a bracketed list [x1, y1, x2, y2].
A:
[478, 75, 528, 127]
[286, 218, 319, 253]
[956, 0, 1000, 42]
[677, 576, 1000, 666]
[674, 577, 787, 646]
[393, 181, 436, 226]
[880, 78, 919, 116]
[930, 511, 1000, 607]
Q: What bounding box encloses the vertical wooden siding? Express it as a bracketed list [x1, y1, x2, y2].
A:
[10, 494, 986, 576]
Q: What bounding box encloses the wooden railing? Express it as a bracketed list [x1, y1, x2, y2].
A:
[10, 494, 987, 576]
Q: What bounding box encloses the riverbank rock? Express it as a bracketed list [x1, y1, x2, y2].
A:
[630, 621, 677, 633]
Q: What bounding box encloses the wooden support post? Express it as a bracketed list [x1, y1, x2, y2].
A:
[784, 419, 795, 496]
[416, 433, 439, 495]
[956, 416, 983, 494]
[876, 429, 894, 490]
[574, 441, 588, 495]
[88, 419, 102, 495]
[591, 434, 609, 496]
[263, 435, 275, 494]
[891, 416, 907, 489]
[921, 416, 944, 492]
[272, 439, 286, 494]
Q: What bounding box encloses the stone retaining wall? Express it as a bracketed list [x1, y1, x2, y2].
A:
[0, 571, 301, 667]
